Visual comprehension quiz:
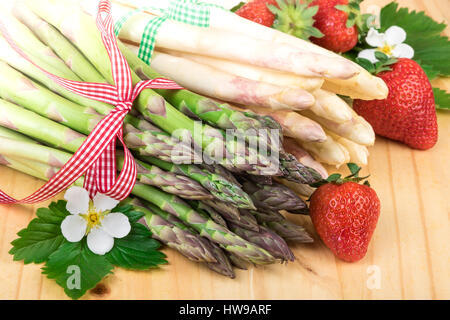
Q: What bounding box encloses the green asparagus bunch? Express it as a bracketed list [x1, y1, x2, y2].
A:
[134, 199, 236, 278]
[0, 135, 277, 266]
[124, 199, 218, 264]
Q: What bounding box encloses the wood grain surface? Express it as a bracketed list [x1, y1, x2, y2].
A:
[0, 0, 448, 300]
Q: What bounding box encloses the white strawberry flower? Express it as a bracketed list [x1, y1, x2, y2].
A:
[61, 186, 131, 255]
[358, 26, 414, 63]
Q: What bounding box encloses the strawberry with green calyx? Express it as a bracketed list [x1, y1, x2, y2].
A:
[235, 0, 279, 27]
[269, 0, 324, 40]
[353, 57, 438, 150]
[309, 0, 359, 53]
[309, 163, 380, 263]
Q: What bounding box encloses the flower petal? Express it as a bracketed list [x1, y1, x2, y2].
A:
[101, 212, 131, 239]
[385, 26, 407, 46]
[392, 43, 414, 59]
[365, 28, 385, 47]
[61, 215, 87, 242]
[64, 186, 89, 215]
[87, 228, 114, 255]
[93, 193, 119, 212]
[358, 49, 378, 63]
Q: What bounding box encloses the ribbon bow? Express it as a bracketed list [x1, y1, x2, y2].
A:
[0, 0, 182, 204]
[114, 0, 224, 64]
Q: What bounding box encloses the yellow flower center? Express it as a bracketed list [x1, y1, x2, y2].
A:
[379, 44, 393, 55]
[81, 202, 107, 233]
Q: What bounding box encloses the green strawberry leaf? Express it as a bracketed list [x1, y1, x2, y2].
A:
[346, 163, 361, 177]
[42, 240, 114, 300]
[355, 57, 376, 73]
[355, 55, 397, 75]
[327, 174, 342, 183]
[9, 200, 70, 264]
[105, 222, 167, 270]
[433, 87, 450, 110]
[380, 2, 450, 78]
[230, 2, 245, 13]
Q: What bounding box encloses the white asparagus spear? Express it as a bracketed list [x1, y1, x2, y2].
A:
[126, 45, 315, 110]
[311, 89, 353, 123]
[327, 131, 369, 166]
[300, 109, 375, 146]
[297, 134, 350, 167]
[111, 7, 359, 79]
[244, 106, 326, 143]
[283, 138, 328, 179]
[111, 0, 385, 99]
[166, 51, 353, 123]
[164, 49, 324, 92]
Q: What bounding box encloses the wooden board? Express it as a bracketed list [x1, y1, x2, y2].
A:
[0, 0, 449, 300]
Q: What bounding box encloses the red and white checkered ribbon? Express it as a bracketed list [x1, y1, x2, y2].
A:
[0, 0, 182, 204]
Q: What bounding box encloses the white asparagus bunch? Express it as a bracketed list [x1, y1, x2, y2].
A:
[110, 0, 387, 99]
[111, 3, 359, 80]
[164, 50, 353, 124]
[128, 46, 315, 110]
[163, 50, 324, 92]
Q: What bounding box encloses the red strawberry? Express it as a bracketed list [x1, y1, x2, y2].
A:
[309, 0, 358, 53]
[236, 1, 324, 40]
[353, 58, 438, 150]
[310, 166, 380, 262]
[236, 0, 279, 27]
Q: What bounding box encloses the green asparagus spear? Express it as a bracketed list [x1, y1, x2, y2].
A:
[279, 151, 323, 184]
[0, 61, 103, 135]
[262, 220, 314, 244]
[185, 201, 228, 228]
[249, 210, 313, 243]
[13, 2, 105, 83]
[195, 200, 260, 232]
[0, 99, 85, 152]
[240, 179, 309, 214]
[0, 126, 35, 142]
[139, 155, 254, 209]
[228, 223, 295, 262]
[226, 252, 249, 270]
